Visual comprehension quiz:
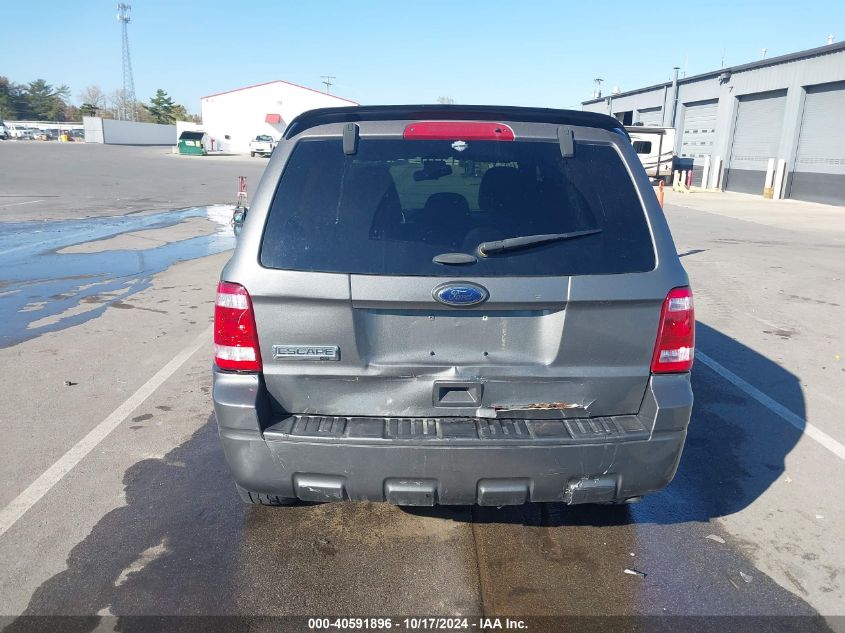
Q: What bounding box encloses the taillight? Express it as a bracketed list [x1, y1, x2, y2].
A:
[214, 281, 262, 372]
[651, 287, 695, 373]
[403, 121, 515, 141]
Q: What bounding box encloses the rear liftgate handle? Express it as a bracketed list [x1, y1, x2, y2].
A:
[433, 381, 483, 407]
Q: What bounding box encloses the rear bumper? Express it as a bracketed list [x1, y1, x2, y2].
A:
[212, 369, 693, 505]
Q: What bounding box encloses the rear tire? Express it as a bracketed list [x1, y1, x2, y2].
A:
[250, 151, 255, 157]
[235, 483, 297, 506]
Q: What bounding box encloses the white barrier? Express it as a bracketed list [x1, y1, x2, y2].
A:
[83, 116, 176, 145]
[763, 158, 776, 198]
[102, 119, 175, 145]
[701, 155, 711, 191]
[710, 156, 722, 190]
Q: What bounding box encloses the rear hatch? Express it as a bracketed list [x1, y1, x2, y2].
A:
[252, 116, 663, 419]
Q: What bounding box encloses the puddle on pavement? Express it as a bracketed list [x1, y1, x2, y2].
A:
[0, 206, 235, 348]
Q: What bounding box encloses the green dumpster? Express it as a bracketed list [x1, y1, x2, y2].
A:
[178, 131, 209, 156]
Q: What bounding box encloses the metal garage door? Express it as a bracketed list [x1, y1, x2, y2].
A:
[679, 100, 718, 164]
[726, 90, 787, 194]
[790, 81, 845, 205]
[679, 100, 718, 186]
[636, 107, 663, 125]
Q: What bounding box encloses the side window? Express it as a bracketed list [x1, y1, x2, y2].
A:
[632, 140, 653, 154]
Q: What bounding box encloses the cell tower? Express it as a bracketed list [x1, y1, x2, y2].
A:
[117, 3, 137, 121]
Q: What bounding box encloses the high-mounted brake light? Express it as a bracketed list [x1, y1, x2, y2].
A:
[214, 281, 262, 372]
[403, 121, 515, 141]
[651, 287, 695, 373]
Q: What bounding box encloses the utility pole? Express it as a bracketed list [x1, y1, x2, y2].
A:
[320, 75, 335, 94]
[117, 3, 137, 121]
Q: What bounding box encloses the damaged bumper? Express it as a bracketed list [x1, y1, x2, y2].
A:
[212, 369, 692, 505]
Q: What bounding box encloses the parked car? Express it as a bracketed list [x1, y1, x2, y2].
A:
[249, 134, 276, 157]
[213, 105, 694, 507]
[0, 123, 7, 140]
[6, 124, 30, 139]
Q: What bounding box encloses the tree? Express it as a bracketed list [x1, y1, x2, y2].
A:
[135, 104, 154, 123]
[143, 89, 177, 124]
[25, 79, 71, 120]
[58, 103, 80, 122]
[0, 76, 27, 120]
[78, 85, 106, 116]
[437, 96, 456, 104]
[171, 104, 188, 121]
[109, 88, 136, 120]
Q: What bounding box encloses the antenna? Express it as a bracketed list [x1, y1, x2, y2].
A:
[320, 75, 336, 94]
[761, 47, 767, 60]
[593, 78, 603, 99]
[117, 3, 137, 121]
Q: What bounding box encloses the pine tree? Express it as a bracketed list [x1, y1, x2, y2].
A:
[143, 89, 177, 124]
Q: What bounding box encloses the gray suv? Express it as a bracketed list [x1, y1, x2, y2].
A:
[212, 105, 694, 507]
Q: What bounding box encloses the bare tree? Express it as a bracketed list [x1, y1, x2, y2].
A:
[437, 96, 456, 104]
[109, 88, 136, 120]
[78, 85, 106, 110]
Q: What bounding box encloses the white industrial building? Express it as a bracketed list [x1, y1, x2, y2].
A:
[200, 80, 358, 154]
[582, 41, 845, 205]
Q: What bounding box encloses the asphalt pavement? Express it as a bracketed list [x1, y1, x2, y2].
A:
[0, 143, 842, 631]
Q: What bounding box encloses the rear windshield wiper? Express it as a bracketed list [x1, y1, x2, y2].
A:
[476, 229, 602, 257]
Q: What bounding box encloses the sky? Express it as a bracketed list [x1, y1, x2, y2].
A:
[1, 0, 843, 114]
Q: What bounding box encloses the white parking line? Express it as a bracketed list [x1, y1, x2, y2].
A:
[0, 199, 44, 208]
[0, 327, 212, 539]
[697, 351, 845, 460]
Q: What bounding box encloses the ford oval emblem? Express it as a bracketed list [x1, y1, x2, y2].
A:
[432, 282, 489, 307]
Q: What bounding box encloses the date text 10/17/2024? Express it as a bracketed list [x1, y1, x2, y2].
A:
[308, 618, 529, 630]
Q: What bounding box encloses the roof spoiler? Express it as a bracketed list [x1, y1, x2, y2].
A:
[284, 104, 625, 139]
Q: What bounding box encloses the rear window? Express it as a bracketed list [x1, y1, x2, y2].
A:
[260, 137, 654, 276]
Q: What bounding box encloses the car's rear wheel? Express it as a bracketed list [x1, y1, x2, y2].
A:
[235, 483, 297, 506]
[250, 151, 255, 157]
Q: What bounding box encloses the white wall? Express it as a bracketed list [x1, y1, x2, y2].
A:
[201, 80, 357, 154]
[102, 119, 176, 145]
[83, 117, 176, 145]
[83, 116, 104, 143]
